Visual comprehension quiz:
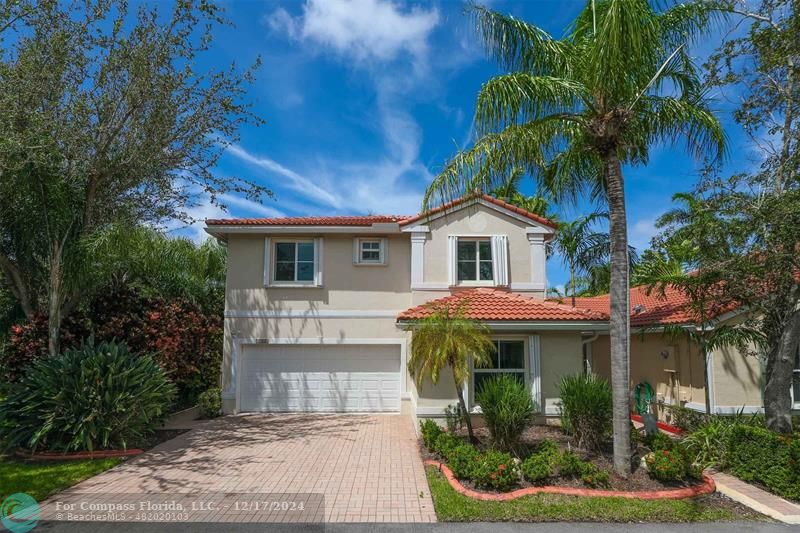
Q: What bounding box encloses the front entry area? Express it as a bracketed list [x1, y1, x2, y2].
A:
[239, 343, 402, 412]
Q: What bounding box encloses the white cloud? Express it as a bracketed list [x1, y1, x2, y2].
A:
[226, 144, 342, 209]
[630, 216, 660, 251]
[269, 0, 439, 67]
[219, 193, 286, 218]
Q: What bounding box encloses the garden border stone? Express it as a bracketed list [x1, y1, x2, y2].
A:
[425, 460, 716, 501]
[16, 448, 143, 460]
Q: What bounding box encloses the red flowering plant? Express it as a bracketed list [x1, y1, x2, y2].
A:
[645, 443, 697, 482]
[471, 449, 519, 491]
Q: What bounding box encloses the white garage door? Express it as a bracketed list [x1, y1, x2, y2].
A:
[239, 344, 401, 412]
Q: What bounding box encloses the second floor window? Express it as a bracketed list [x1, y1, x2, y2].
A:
[275, 241, 315, 282]
[457, 238, 493, 282]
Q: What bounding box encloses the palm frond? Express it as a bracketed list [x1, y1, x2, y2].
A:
[468, 3, 573, 75]
[475, 73, 586, 135]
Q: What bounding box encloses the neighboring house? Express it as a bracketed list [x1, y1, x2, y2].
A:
[204, 193, 799, 421]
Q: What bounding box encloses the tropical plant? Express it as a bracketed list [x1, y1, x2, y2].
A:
[434, 432, 463, 458]
[424, 1, 725, 475]
[0, 339, 176, 452]
[475, 374, 535, 453]
[644, 444, 697, 482]
[446, 443, 481, 480]
[682, 417, 735, 468]
[408, 302, 495, 442]
[198, 387, 222, 419]
[521, 452, 553, 483]
[559, 373, 613, 451]
[490, 166, 554, 217]
[420, 419, 444, 450]
[471, 449, 519, 491]
[552, 213, 638, 306]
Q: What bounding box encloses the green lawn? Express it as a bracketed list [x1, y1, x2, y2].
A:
[0, 457, 122, 502]
[426, 467, 758, 522]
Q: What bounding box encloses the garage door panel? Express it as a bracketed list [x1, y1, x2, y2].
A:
[240, 344, 401, 412]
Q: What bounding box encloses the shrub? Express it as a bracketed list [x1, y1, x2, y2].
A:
[446, 444, 480, 479]
[581, 463, 611, 489]
[557, 451, 588, 477]
[558, 373, 612, 451]
[434, 432, 462, 458]
[0, 339, 176, 452]
[682, 418, 735, 468]
[1, 288, 222, 408]
[535, 439, 561, 460]
[419, 419, 443, 450]
[727, 425, 800, 501]
[472, 450, 519, 491]
[198, 387, 222, 418]
[645, 444, 695, 482]
[643, 432, 674, 452]
[521, 453, 552, 483]
[475, 374, 535, 453]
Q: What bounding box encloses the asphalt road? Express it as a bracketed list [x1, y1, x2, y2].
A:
[33, 521, 793, 533]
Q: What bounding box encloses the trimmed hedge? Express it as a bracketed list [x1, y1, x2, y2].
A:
[727, 425, 800, 501]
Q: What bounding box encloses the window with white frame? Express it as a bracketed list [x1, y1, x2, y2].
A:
[473, 340, 526, 400]
[457, 238, 493, 282]
[274, 241, 315, 282]
[354, 238, 386, 265]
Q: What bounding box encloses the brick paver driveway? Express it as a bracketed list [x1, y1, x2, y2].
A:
[46, 414, 436, 523]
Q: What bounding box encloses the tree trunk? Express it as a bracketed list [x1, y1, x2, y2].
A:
[702, 346, 712, 417]
[570, 263, 576, 307]
[47, 242, 64, 358]
[605, 152, 632, 477]
[454, 373, 475, 442]
[764, 310, 800, 433]
[0, 252, 36, 318]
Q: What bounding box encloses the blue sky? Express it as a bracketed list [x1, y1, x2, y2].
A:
[179, 0, 761, 290]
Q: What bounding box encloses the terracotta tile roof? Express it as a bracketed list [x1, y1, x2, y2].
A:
[397, 288, 608, 322]
[399, 193, 559, 229]
[569, 284, 740, 327]
[206, 215, 412, 226]
[206, 193, 558, 229]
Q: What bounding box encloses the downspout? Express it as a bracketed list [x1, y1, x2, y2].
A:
[582, 332, 600, 375]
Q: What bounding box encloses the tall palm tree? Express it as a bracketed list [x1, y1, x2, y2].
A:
[552, 214, 612, 307]
[408, 302, 495, 442]
[424, 1, 725, 475]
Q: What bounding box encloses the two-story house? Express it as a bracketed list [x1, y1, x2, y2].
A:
[206, 192, 783, 423]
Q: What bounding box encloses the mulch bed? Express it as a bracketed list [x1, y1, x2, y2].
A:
[422, 424, 698, 494]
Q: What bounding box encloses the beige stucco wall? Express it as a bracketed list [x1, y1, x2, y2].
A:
[414, 203, 547, 304]
[225, 233, 412, 312]
[592, 333, 705, 412]
[710, 343, 763, 408]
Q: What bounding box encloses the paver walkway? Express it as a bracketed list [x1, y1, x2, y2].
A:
[711, 470, 800, 525]
[41, 414, 436, 523]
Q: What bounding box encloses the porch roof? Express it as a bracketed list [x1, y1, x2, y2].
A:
[396, 288, 609, 323]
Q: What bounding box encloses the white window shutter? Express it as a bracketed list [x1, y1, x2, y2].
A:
[352, 238, 360, 264]
[447, 235, 458, 286]
[529, 335, 542, 412]
[381, 238, 388, 265]
[314, 237, 324, 286]
[491, 234, 509, 286]
[263, 237, 271, 287]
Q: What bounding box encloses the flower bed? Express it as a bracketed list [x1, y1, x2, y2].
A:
[419, 421, 710, 496]
[426, 459, 716, 501]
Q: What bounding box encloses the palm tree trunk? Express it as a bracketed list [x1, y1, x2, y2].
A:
[454, 374, 475, 442]
[764, 311, 800, 433]
[605, 152, 631, 477]
[47, 243, 63, 358]
[570, 263, 576, 307]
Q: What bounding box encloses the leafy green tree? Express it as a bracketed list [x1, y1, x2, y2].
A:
[651, 182, 800, 432]
[424, 1, 724, 474]
[633, 224, 767, 416]
[407, 303, 495, 442]
[0, 0, 267, 357]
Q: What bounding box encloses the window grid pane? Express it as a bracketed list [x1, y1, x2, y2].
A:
[275, 242, 314, 282]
